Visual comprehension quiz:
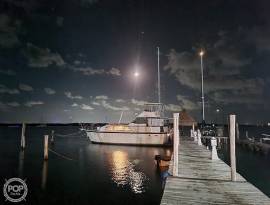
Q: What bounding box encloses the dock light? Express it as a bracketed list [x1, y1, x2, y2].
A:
[199, 50, 204, 56]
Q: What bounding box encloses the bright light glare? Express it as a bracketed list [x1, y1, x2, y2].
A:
[134, 72, 139, 77]
[199, 50, 204, 56]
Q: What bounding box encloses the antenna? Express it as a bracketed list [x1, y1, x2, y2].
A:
[157, 47, 161, 104]
[118, 110, 124, 124]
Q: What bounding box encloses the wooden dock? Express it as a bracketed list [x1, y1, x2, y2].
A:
[161, 138, 270, 205]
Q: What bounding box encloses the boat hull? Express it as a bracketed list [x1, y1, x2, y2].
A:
[87, 131, 171, 146]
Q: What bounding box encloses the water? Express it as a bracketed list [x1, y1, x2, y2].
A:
[215, 124, 270, 197]
[0, 125, 171, 205]
[1, 125, 270, 204]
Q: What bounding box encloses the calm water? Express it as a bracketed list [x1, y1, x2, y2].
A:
[216, 125, 270, 197]
[0, 125, 171, 205]
[0, 125, 270, 204]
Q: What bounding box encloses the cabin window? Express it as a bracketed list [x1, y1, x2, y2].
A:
[132, 117, 147, 124]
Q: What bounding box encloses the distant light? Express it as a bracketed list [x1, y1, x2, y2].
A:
[216, 109, 220, 113]
[134, 72, 139, 77]
[199, 50, 204, 56]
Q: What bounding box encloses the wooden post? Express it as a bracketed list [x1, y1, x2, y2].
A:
[193, 130, 198, 142]
[41, 161, 48, 190]
[50, 130, 54, 144]
[229, 115, 236, 181]
[211, 137, 218, 160]
[44, 135, 49, 160]
[197, 129, 202, 146]
[20, 123, 26, 149]
[173, 113, 179, 176]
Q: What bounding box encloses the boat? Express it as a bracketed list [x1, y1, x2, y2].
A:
[86, 103, 172, 146]
[155, 155, 171, 167]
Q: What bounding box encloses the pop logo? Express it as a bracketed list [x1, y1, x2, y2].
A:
[3, 178, 28, 203]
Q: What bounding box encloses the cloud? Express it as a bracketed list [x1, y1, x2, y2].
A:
[0, 84, 19, 94]
[44, 87, 56, 95]
[92, 101, 101, 106]
[131, 99, 148, 106]
[101, 100, 129, 111]
[19, 83, 33, 91]
[0, 14, 20, 48]
[7, 102, 20, 107]
[73, 60, 81, 65]
[95, 95, 108, 100]
[81, 0, 99, 7]
[70, 67, 121, 76]
[25, 101, 44, 107]
[64, 91, 83, 100]
[165, 104, 182, 112]
[108, 67, 121, 76]
[71, 103, 78, 107]
[115, 99, 125, 103]
[2, 0, 40, 13]
[81, 104, 94, 110]
[176, 95, 199, 110]
[164, 30, 266, 106]
[0, 69, 16, 76]
[24, 43, 65, 68]
[56, 16, 64, 27]
[0, 101, 8, 111]
[210, 90, 264, 105]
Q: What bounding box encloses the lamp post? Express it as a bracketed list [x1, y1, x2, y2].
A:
[199, 50, 205, 125]
[216, 108, 220, 125]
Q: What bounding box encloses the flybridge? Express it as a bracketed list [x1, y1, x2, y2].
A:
[142, 103, 165, 117]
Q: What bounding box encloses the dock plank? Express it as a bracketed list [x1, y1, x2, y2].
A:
[161, 139, 270, 205]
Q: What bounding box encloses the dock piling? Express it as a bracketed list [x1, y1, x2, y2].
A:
[51, 130, 54, 144]
[20, 123, 26, 149]
[197, 129, 202, 146]
[245, 131, 249, 139]
[44, 135, 49, 160]
[173, 113, 179, 176]
[193, 130, 198, 142]
[229, 114, 237, 181]
[211, 137, 218, 160]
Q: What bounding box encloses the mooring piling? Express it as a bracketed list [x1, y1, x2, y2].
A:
[20, 123, 26, 149]
[211, 137, 218, 160]
[197, 129, 202, 146]
[41, 161, 48, 190]
[51, 130, 55, 144]
[44, 135, 49, 160]
[173, 113, 179, 176]
[229, 114, 237, 181]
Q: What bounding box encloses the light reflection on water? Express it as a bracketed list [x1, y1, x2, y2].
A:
[109, 150, 148, 193]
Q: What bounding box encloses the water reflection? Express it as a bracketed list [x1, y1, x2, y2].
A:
[18, 150, 24, 178]
[109, 150, 148, 194]
[41, 161, 48, 190]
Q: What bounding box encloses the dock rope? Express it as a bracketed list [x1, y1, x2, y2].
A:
[48, 148, 76, 161]
[54, 130, 85, 137]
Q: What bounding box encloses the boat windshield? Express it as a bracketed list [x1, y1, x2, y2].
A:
[131, 117, 147, 124]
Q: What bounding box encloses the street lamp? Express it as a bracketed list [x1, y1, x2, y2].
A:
[199, 49, 205, 125]
[216, 108, 220, 125]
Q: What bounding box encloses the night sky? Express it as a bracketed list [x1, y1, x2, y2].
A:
[0, 0, 269, 124]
